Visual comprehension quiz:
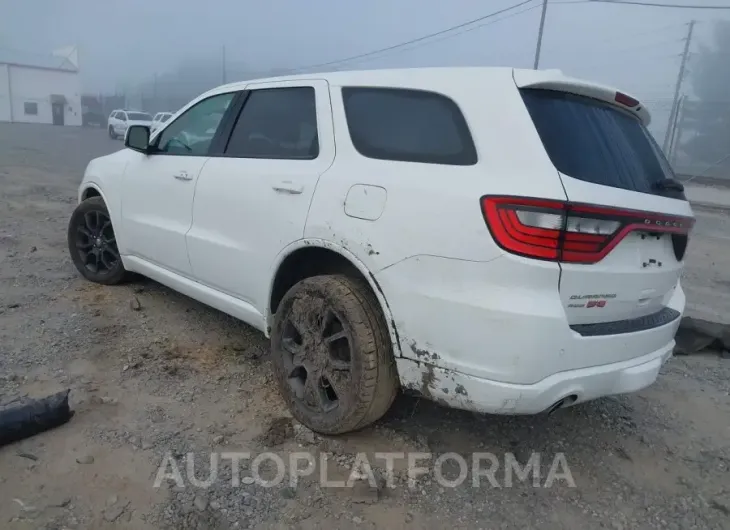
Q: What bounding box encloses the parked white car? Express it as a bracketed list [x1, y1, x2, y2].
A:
[69, 67, 694, 434]
[151, 112, 174, 133]
[107, 110, 153, 140]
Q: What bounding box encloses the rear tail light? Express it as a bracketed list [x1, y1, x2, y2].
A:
[480, 196, 694, 264]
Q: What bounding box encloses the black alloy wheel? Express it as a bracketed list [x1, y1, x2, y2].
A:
[271, 275, 399, 434]
[67, 197, 128, 285]
[280, 294, 354, 414]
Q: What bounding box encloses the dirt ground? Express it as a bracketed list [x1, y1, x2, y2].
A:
[1, 122, 729, 530]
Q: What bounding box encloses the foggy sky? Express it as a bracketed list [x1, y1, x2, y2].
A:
[1, 0, 729, 104]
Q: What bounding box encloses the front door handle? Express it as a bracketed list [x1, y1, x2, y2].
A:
[272, 181, 303, 194]
[173, 171, 193, 181]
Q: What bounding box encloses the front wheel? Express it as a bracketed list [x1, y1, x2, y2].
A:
[108, 126, 116, 139]
[271, 275, 399, 435]
[67, 197, 128, 285]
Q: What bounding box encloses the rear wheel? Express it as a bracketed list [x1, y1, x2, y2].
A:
[67, 197, 128, 285]
[271, 275, 399, 434]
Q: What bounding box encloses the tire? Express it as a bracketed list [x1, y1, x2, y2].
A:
[271, 275, 399, 435]
[108, 126, 116, 139]
[67, 197, 128, 285]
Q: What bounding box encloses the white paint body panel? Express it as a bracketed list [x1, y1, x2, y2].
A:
[77, 66, 690, 416]
[121, 152, 208, 276]
[556, 174, 693, 326]
[187, 79, 335, 309]
[344, 185, 387, 221]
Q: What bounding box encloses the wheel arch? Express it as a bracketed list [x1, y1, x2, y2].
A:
[77, 182, 128, 254]
[267, 239, 402, 356]
[80, 184, 103, 202]
[79, 181, 111, 204]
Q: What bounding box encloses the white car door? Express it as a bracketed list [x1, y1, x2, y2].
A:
[187, 79, 334, 310]
[120, 91, 237, 276]
[115, 111, 127, 136]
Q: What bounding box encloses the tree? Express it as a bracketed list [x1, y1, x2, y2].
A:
[681, 21, 730, 174]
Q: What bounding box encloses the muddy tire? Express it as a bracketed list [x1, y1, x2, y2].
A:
[271, 275, 399, 435]
[67, 197, 128, 285]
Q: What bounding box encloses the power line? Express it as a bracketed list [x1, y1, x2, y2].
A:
[587, 21, 689, 47]
[590, 50, 682, 60]
[279, 0, 538, 75]
[690, 50, 730, 56]
[588, 0, 730, 9]
[326, 2, 544, 69]
[596, 37, 684, 54]
[262, 0, 720, 78]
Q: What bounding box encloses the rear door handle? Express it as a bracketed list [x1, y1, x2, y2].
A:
[173, 171, 193, 181]
[272, 181, 303, 195]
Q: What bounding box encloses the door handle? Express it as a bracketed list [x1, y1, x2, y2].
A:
[272, 181, 303, 194]
[173, 171, 193, 181]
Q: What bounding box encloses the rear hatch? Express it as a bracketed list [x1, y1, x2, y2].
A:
[514, 71, 694, 333]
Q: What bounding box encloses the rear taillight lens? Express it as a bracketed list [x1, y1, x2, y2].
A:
[480, 196, 694, 264]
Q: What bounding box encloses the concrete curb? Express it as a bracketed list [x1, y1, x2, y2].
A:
[675, 316, 730, 357]
[690, 201, 730, 215]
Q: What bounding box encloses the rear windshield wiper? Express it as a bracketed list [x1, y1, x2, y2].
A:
[652, 178, 684, 193]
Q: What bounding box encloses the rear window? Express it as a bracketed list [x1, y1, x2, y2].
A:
[521, 89, 681, 198]
[127, 112, 152, 121]
[341, 87, 477, 166]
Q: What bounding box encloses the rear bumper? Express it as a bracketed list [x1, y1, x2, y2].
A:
[375, 253, 684, 413]
[396, 339, 674, 414]
[376, 254, 684, 384]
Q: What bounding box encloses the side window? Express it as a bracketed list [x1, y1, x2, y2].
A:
[225, 87, 318, 160]
[118, 112, 127, 121]
[341, 87, 477, 166]
[155, 92, 234, 156]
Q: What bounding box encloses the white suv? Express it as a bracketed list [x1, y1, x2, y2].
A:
[107, 110, 153, 140]
[151, 112, 174, 133]
[69, 67, 694, 434]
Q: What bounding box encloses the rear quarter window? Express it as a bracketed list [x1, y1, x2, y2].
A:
[341, 87, 477, 166]
[521, 89, 681, 199]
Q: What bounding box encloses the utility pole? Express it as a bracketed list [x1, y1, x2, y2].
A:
[153, 72, 158, 111]
[663, 20, 695, 153]
[533, 0, 548, 69]
[222, 45, 227, 84]
[669, 95, 686, 166]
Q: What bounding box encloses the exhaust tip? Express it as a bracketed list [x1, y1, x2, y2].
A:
[546, 399, 565, 415]
[546, 395, 578, 415]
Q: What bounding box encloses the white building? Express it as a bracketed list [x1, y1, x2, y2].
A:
[0, 46, 82, 126]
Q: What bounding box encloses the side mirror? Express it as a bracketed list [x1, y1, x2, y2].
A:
[125, 125, 151, 154]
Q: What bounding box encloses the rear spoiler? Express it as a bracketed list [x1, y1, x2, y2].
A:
[512, 69, 650, 126]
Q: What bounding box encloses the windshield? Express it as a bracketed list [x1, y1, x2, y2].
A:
[521, 89, 682, 199]
[127, 112, 152, 121]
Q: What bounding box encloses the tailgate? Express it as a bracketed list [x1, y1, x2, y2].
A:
[516, 73, 694, 329]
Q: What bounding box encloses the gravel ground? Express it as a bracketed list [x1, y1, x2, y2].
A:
[1, 122, 729, 530]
